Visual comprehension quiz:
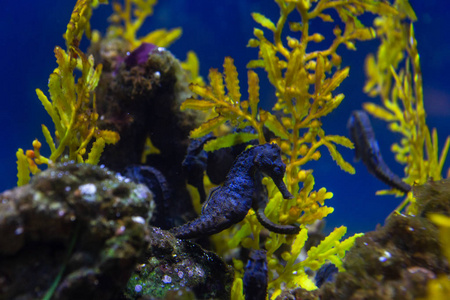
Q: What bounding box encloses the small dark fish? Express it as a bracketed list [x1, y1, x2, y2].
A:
[244, 250, 268, 300]
[347, 111, 411, 193]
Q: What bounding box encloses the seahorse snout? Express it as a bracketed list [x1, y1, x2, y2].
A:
[273, 177, 293, 199]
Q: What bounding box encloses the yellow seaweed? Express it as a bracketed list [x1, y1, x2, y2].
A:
[420, 214, 450, 300]
[108, 0, 181, 50]
[16, 0, 119, 185]
[182, 0, 402, 295]
[363, 1, 449, 214]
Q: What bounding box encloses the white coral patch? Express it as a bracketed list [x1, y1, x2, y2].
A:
[78, 183, 97, 202]
[132, 216, 146, 224]
[79, 183, 97, 195]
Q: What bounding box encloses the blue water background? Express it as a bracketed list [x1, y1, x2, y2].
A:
[1, 0, 449, 235]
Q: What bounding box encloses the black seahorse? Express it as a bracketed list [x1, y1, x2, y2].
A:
[347, 110, 411, 193]
[170, 143, 300, 239]
[243, 250, 268, 300]
[123, 165, 174, 229]
[182, 133, 215, 203]
[182, 127, 259, 203]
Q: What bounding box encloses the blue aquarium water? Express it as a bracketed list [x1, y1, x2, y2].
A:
[0, 0, 449, 235]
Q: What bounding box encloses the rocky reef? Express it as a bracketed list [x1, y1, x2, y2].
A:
[0, 162, 234, 300]
[125, 227, 233, 299]
[277, 178, 450, 300]
[0, 163, 155, 299]
[91, 38, 202, 229]
[93, 41, 198, 173]
[8, 0, 450, 299]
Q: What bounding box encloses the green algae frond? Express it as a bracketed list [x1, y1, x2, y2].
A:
[16, 0, 119, 186]
[181, 0, 405, 297]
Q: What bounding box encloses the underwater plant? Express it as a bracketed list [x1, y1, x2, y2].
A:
[9, 0, 450, 298]
[363, 1, 450, 214]
[423, 213, 450, 299]
[107, 0, 182, 50]
[361, 4, 450, 297]
[15, 0, 202, 187]
[180, 0, 413, 297]
[16, 0, 119, 186]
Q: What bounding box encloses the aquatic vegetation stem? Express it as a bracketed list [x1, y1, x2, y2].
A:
[43, 222, 81, 300]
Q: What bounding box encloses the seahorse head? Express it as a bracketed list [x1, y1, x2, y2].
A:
[254, 144, 293, 199]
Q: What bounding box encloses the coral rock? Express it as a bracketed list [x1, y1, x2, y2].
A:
[125, 227, 233, 299]
[277, 178, 450, 300]
[0, 163, 154, 299]
[92, 37, 201, 228]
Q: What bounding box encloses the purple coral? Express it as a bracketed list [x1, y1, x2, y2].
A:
[125, 43, 157, 67]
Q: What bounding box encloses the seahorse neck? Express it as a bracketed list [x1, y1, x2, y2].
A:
[225, 146, 258, 181]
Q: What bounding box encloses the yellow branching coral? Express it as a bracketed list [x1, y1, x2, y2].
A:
[108, 0, 182, 50]
[363, 0, 450, 214]
[182, 0, 401, 296]
[16, 0, 119, 186]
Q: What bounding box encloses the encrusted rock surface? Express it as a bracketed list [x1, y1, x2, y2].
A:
[125, 227, 234, 300]
[0, 163, 154, 299]
[91, 38, 202, 229]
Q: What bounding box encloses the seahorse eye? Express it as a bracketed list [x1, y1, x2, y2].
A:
[273, 166, 282, 174]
